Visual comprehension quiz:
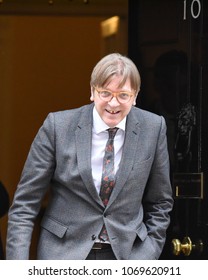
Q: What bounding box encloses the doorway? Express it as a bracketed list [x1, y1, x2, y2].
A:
[0, 0, 128, 259]
[128, 0, 208, 259]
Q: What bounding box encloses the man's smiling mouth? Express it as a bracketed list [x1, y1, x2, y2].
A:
[106, 109, 120, 114]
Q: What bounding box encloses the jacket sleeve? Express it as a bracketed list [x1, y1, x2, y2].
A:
[142, 116, 174, 256]
[6, 113, 56, 259]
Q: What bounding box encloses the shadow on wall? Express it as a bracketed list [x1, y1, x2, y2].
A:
[0, 181, 9, 259]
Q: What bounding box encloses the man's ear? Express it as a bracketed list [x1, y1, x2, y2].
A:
[133, 91, 139, 106]
[90, 86, 94, 101]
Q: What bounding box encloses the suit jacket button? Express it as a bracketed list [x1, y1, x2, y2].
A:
[91, 235, 96, 241]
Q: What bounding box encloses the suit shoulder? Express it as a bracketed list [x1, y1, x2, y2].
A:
[41, 103, 93, 131]
[132, 107, 164, 123]
[51, 104, 91, 119]
[44, 104, 91, 123]
[131, 107, 166, 136]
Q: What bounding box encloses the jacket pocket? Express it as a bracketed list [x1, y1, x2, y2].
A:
[41, 216, 68, 238]
[131, 157, 152, 182]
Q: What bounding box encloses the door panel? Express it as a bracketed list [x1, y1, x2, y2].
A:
[128, 0, 208, 259]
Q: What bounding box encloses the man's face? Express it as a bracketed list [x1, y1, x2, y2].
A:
[90, 76, 137, 128]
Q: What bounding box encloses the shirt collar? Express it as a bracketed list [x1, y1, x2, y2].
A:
[93, 106, 126, 134]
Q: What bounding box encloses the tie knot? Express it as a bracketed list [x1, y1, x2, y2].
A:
[108, 127, 118, 139]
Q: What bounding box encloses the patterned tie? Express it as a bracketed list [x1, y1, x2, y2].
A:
[99, 127, 118, 241]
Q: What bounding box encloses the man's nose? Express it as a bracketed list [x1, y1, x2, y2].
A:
[108, 96, 120, 106]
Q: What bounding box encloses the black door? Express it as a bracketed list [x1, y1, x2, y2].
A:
[128, 0, 208, 259]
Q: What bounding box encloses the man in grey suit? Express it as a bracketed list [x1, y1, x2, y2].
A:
[6, 53, 173, 260]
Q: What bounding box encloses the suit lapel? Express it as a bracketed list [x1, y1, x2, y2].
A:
[107, 108, 141, 207]
[75, 103, 103, 206]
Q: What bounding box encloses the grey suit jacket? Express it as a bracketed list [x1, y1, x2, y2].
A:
[6, 103, 173, 260]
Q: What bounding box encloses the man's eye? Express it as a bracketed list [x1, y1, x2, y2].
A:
[119, 93, 129, 99]
[101, 91, 112, 97]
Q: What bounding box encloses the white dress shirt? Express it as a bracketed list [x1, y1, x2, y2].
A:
[91, 107, 126, 194]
